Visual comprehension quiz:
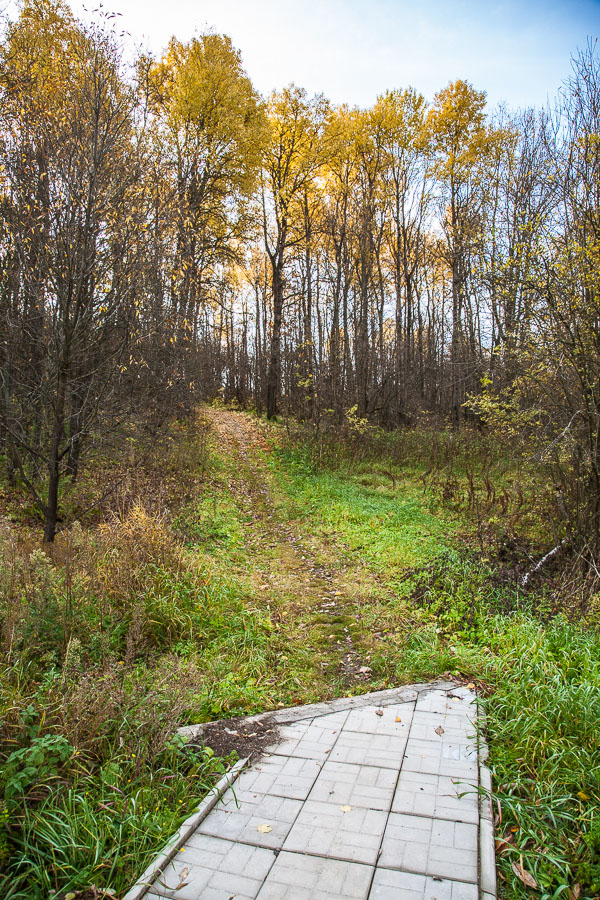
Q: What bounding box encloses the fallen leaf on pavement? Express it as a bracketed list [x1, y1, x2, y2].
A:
[435, 725, 445, 736]
[257, 824, 272, 833]
[375, 709, 384, 717]
[395, 717, 402, 723]
[340, 805, 352, 813]
[175, 867, 190, 891]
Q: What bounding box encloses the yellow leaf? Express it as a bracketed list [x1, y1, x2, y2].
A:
[340, 805, 352, 813]
[577, 791, 589, 801]
[257, 823, 272, 833]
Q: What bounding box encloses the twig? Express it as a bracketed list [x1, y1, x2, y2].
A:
[522, 539, 567, 587]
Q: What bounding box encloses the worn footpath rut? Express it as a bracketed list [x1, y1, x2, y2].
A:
[202, 408, 371, 684]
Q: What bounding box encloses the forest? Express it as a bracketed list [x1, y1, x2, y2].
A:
[1, 0, 599, 554]
[1, 0, 600, 898]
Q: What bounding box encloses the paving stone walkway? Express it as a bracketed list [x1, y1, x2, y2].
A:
[124, 682, 496, 900]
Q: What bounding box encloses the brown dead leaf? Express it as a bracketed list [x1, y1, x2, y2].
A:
[375, 709, 384, 717]
[435, 725, 445, 736]
[512, 861, 538, 890]
[495, 838, 513, 855]
[257, 824, 272, 833]
[175, 867, 190, 891]
[570, 884, 581, 900]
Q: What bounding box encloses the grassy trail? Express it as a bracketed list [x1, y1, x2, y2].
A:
[203, 407, 381, 691]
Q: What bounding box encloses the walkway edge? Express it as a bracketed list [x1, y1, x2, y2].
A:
[479, 744, 497, 900]
[121, 756, 248, 900]
[177, 679, 457, 741]
[478, 702, 497, 899]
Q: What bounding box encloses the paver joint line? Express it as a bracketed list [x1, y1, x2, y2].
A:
[126, 684, 497, 900]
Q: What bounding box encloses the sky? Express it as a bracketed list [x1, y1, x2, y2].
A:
[67, 0, 600, 110]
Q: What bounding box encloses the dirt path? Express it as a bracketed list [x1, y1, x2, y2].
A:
[203, 408, 372, 684]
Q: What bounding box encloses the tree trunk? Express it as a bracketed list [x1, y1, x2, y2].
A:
[266, 261, 284, 419]
[44, 374, 67, 543]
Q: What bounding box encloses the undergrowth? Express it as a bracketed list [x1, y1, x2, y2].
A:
[1, 408, 598, 899]
[0, 504, 264, 897]
[0, 415, 276, 897]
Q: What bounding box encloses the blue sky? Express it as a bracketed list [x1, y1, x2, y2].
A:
[70, 0, 600, 110]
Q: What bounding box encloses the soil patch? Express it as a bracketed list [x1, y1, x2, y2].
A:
[192, 715, 281, 762]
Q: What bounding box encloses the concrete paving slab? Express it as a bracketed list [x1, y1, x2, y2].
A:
[124, 683, 496, 900]
[255, 851, 373, 899]
[392, 768, 479, 823]
[370, 869, 478, 900]
[402, 736, 479, 779]
[283, 797, 387, 863]
[266, 712, 349, 760]
[379, 812, 479, 882]
[344, 701, 416, 736]
[235, 753, 321, 799]
[307, 759, 399, 809]
[150, 834, 275, 899]
[328, 729, 408, 768]
[195, 787, 302, 848]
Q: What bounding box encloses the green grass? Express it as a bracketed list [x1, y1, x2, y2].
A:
[270, 444, 455, 586]
[2, 740, 231, 899]
[1, 409, 598, 899]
